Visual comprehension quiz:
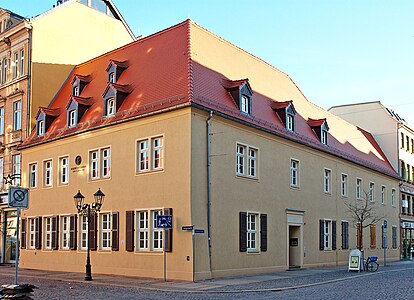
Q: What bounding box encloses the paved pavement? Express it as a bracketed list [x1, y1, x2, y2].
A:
[1, 260, 414, 299]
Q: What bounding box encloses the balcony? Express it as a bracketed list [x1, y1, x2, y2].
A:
[9, 130, 22, 145]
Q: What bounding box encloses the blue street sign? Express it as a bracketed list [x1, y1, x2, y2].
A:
[383, 220, 387, 229]
[156, 215, 173, 229]
[182, 226, 194, 231]
[194, 229, 205, 234]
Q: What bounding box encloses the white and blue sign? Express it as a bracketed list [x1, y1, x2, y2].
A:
[383, 220, 387, 229]
[156, 215, 173, 229]
[8, 187, 29, 208]
[182, 226, 194, 231]
[194, 229, 205, 234]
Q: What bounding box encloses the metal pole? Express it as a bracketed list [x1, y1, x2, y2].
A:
[15, 207, 20, 285]
[85, 205, 92, 281]
[192, 229, 195, 282]
[163, 227, 166, 281]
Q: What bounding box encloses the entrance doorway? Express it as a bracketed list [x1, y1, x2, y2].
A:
[3, 211, 17, 264]
[289, 225, 301, 268]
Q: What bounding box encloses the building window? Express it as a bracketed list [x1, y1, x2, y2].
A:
[323, 220, 332, 250]
[61, 216, 70, 250]
[406, 136, 410, 151]
[68, 110, 77, 127]
[235, 144, 258, 178]
[37, 120, 44, 136]
[12, 154, 21, 186]
[100, 213, 111, 250]
[101, 148, 111, 178]
[2, 58, 7, 83]
[137, 137, 164, 173]
[411, 138, 414, 153]
[28, 218, 36, 249]
[29, 163, 37, 188]
[381, 186, 386, 205]
[12, 52, 18, 79]
[321, 129, 328, 145]
[401, 132, 405, 149]
[89, 147, 111, 180]
[19, 50, 24, 76]
[80, 215, 88, 250]
[356, 178, 362, 199]
[90, 150, 99, 179]
[109, 72, 115, 83]
[44, 217, 52, 250]
[59, 156, 69, 185]
[401, 160, 406, 180]
[0, 157, 4, 189]
[0, 106, 4, 135]
[43, 160, 53, 187]
[341, 174, 348, 197]
[248, 147, 257, 177]
[247, 213, 258, 252]
[290, 159, 299, 187]
[13, 101, 22, 131]
[236, 144, 245, 176]
[392, 226, 397, 249]
[240, 95, 251, 115]
[324, 169, 331, 194]
[106, 98, 115, 116]
[370, 224, 376, 249]
[391, 189, 396, 206]
[137, 211, 149, 250]
[73, 86, 79, 96]
[369, 182, 375, 202]
[152, 210, 163, 250]
[286, 114, 294, 131]
[341, 221, 349, 250]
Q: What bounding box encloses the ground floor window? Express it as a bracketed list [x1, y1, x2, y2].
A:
[239, 211, 267, 253]
[319, 219, 336, 251]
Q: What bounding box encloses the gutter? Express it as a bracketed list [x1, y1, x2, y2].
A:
[206, 111, 213, 274]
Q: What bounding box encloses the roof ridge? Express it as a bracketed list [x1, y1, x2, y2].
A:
[186, 19, 194, 101]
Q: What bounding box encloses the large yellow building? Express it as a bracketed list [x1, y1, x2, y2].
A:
[18, 20, 399, 281]
[0, 0, 134, 264]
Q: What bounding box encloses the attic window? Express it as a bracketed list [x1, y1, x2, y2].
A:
[68, 110, 77, 127]
[223, 79, 253, 116]
[37, 120, 45, 136]
[109, 72, 115, 83]
[271, 101, 296, 132]
[66, 96, 94, 128]
[106, 60, 128, 84]
[307, 118, 329, 145]
[287, 114, 294, 131]
[72, 74, 91, 97]
[321, 129, 328, 145]
[241, 95, 251, 114]
[106, 98, 115, 116]
[102, 83, 132, 117]
[35, 107, 60, 137]
[74, 86, 79, 96]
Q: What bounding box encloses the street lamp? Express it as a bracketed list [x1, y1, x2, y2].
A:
[73, 188, 105, 281]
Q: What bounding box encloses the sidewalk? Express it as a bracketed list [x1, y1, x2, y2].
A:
[1, 260, 413, 294]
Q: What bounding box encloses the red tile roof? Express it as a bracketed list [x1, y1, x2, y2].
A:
[21, 19, 398, 179]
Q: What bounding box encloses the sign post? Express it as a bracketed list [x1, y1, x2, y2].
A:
[156, 215, 172, 281]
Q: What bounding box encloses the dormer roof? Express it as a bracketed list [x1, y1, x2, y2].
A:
[307, 118, 328, 129]
[66, 96, 94, 109]
[106, 60, 129, 72]
[71, 74, 92, 85]
[35, 107, 61, 119]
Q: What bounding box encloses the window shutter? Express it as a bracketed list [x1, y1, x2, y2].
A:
[112, 212, 119, 251]
[163, 208, 173, 252]
[125, 210, 134, 252]
[89, 214, 97, 251]
[342, 221, 349, 250]
[260, 213, 267, 252]
[21, 218, 26, 249]
[239, 212, 247, 252]
[70, 215, 77, 250]
[319, 219, 324, 250]
[332, 221, 337, 250]
[52, 216, 59, 250]
[35, 217, 42, 250]
[345, 222, 349, 249]
[357, 223, 362, 249]
[370, 224, 376, 249]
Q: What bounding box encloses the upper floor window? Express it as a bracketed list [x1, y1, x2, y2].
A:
[68, 110, 77, 127]
[106, 60, 128, 83]
[89, 147, 111, 180]
[356, 178, 362, 199]
[43, 160, 53, 187]
[321, 129, 328, 145]
[236, 143, 258, 178]
[109, 72, 115, 83]
[290, 159, 299, 187]
[12, 154, 21, 186]
[240, 95, 251, 115]
[369, 182, 375, 202]
[0, 106, 4, 135]
[37, 120, 45, 136]
[223, 79, 253, 116]
[12, 52, 18, 79]
[412, 138, 414, 153]
[73, 86, 79, 97]
[71, 74, 91, 97]
[391, 188, 396, 206]
[59, 156, 69, 185]
[401, 132, 405, 149]
[272, 101, 297, 132]
[381, 186, 386, 205]
[106, 98, 115, 116]
[13, 101, 22, 131]
[19, 50, 24, 76]
[287, 114, 294, 131]
[324, 169, 331, 194]
[2, 58, 7, 83]
[308, 118, 329, 145]
[406, 136, 410, 151]
[341, 173, 348, 197]
[0, 157, 4, 189]
[137, 136, 164, 173]
[29, 163, 38, 188]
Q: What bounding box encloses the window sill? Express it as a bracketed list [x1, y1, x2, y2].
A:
[290, 184, 300, 190]
[136, 169, 165, 176]
[247, 250, 260, 254]
[42, 185, 53, 189]
[88, 177, 111, 183]
[236, 174, 259, 182]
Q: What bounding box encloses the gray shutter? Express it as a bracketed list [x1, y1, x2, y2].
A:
[345, 222, 349, 249]
[239, 212, 247, 252]
[125, 211, 134, 252]
[260, 214, 267, 252]
[112, 212, 119, 251]
[319, 219, 324, 250]
[69, 215, 77, 250]
[21, 218, 27, 249]
[163, 208, 173, 252]
[332, 221, 337, 250]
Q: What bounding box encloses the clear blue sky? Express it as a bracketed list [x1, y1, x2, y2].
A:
[2, 0, 414, 125]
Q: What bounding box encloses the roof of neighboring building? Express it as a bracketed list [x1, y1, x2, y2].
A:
[20, 19, 398, 179]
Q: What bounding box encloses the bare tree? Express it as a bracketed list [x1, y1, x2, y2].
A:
[345, 191, 385, 250]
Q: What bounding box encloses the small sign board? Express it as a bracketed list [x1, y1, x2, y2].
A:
[182, 226, 194, 231]
[383, 220, 387, 229]
[8, 187, 29, 208]
[156, 215, 173, 229]
[194, 229, 205, 234]
[348, 249, 362, 272]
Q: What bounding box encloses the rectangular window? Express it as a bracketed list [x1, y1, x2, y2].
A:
[408, 165, 411, 181]
[391, 189, 396, 206]
[356, 178, 362, 199]
[324, 168, 331, 193]
[37, 120, 44, 136]
[248, 147, 257, 177]
[236, 144, 245, 176]
[0, 157, 3, 189]
[89, 147, 111, 180]
[43, 160, 53, 187]
[240, 95, 250, 114]
[0, 106, 4, 135]
[247, 213, 258, 252]
[13, 101, 22, 131]
[324, 220, 332, 250]
[61, 216, 70, 250]
[236, 144, 258, 178]
[137, 211, 149, 250]
[59, 156, 69, 185]
[341, 174, 348, 197]
[12, 154, 21, 186]
[406, 136, 410, 151]
[29, 218, 36, 249]
[369, 182, 375, 202]
[44, 217, 52, 250]
[100, 213, 111, 250]
[401, 132, 405, 148]
[101, 148, 111, 178]
[29, 163, 37, 188]
[12, 52, 18, 79]
[381, 186, 386, 205]
[137, 137, 164, 173]
[106, 98, 115, 116]
[392, 226, 397, 249]
[19, 50, 24, 76]
[90, 150, 99, 179]
[341, 221, 349, 250]
[68, 110, 77, 127]
[152, 210, 163, 250]
[80, 215, 88, 250]
[287, 114, 294, 131]
[290, 159, 299, 187]
[2, 58, 7, 83]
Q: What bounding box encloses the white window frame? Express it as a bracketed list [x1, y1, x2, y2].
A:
[323, 219, 332, 251]
[240, 95, 250, 114]
[137, 136, 164, 173]
[101, 148, 111, 178]
[44, 217, 52, 250]
[100, 213, 111, 250]
[152, 210, 163, 251]
[0, 157, 3, 189]
[28, 218, 36, 249]
[12, 154, 21, 186]
[89, 146, 111, 180]
[356, 178, 362, 200]
[19, 49, 24, 76]
[369, 182, 375, 202]
[286, 114, 294, 131]
[236, 143, 258, 179]
[341, 173, 348, 197]
[321, 129, 328, 145]
[61, 216, 70, 250]
[37, 120, 44, 136]
[59, 156, 69, 185]
[152, 137, 163, 170]
[290, 159, 299, 187]
[137, 211, 149, 250]
[73, 86, 79, 97]
[43, 159, 53, 187]
[68, 109, 77, 127]
[391, 188, 396, 207]
[90, 150, 99, 180]
[138, 140, 149, 172]
[0, 106, 4, 135]
[236, 144, 245, 176]
[29, 162, 37, 188]
[248, 147, 258, 178]
[324, 168, 331, 194]
[79, 215, 88, 250]
[106, 98, 115, 116]
[247, 212, 259, 252]
[12, 100, 22, 131]
[109, 72, 115, 83]
[381, 185, 386, 205]
[12, 52, 18, 79]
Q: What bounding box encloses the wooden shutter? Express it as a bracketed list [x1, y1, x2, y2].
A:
[370, 224, 376, 249]
[332, 220, 337, 250]
[125, 211, 134, 252]
[35, 217, 42, 250]
[89, 214, 97, 251]
[260, 213, 267, 252]
[357, 223, 362, 249]
[112, 212, 119, 251]
[239, 212, 247, 252]
[319, 219, 324, 250]
[163, 208, 173, 252]
[21, 218, 27, 249]
[342, 221, 349, 250]
[52, 216, 59, 250]
[69, 215, 77, 250]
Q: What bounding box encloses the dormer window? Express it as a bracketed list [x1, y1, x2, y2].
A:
[106, 60, 128, 84]
[68, 109, 77, 127]
[37, 120, 45, 136]
[74, 86, 79, 96]
[66, 96, 94, 128]
[106, 98, 115, 116]
[35, 107, 60, 137]
[71, 74, 91, 97]
[287, 114, 294, 131]
[223, 79, 253, 116]
[321, 129, 328, 145]
[307, 118, 329, 145]
[102, 83, 132, 117]
[109, 72, 115, 83]
[271, 100, 296, 132]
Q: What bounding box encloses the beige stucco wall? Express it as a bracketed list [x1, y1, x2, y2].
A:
[20, 108, 193, 280]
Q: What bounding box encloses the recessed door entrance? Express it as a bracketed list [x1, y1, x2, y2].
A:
[289, 225, 301, 268]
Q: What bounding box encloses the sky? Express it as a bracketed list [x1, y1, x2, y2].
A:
[1, 0, 414, 125]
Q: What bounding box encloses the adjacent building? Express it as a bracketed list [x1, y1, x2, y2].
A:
[0, 0, 134, 264]
[330, 101, 413, 259]
[18, 20, 400, 281]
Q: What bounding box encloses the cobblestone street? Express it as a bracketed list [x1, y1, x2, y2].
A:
[1, 261, 414, 299]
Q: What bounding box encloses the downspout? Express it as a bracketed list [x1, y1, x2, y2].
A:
[26, 23, 33, 140]
[206, 110, 213, 274]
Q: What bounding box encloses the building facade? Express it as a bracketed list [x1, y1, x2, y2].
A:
[330, 101, 413, 259]
[0, 0, 134, 264]
[18, 20, 400, 281]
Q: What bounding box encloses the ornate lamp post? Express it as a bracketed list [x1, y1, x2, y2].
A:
[73, 188, 105, 281]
